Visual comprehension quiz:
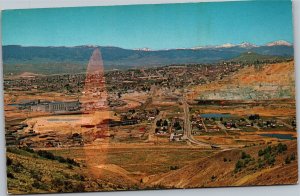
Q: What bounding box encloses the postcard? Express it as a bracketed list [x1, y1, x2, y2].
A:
[2, 1, 297, 194]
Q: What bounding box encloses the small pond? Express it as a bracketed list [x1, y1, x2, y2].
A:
[47, 118, 79, 122]
[259, 133, 297, 140]
[200, 113, 231, 118]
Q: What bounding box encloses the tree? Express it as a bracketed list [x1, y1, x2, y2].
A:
[290, 153, 296, 161]
[235, 160, 244, 172]
[174, 121, 182, 130]
[6, 156, 12, 166]
[117, 92, 122, 98]
[156, 109, 160, 115]
[277, 143, 288, 153]
[285, 156, 291, 164]
[156, 120, 161, 127]
[163, 120, 168, 127]
[241, 151, 251, 159]
[258, 149, 264, 156]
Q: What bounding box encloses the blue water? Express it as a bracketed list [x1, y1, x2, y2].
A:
[200, 113, 231, 118]
[8, 104, 20, 106]
[47, 119, 79, 122]
[259, 134, 296, 140]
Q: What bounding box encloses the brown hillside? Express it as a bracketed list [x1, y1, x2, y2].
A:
[229, 61, 295, 86]
[147, 141, 298, 188]
[190, 61, 295, 99]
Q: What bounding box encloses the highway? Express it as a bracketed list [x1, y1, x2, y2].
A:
[182, 96, 212, 148]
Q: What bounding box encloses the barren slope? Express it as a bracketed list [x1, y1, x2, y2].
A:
[147, 141, 298, 188]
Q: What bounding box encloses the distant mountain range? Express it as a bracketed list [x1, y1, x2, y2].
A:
[2, 41, 294, 74]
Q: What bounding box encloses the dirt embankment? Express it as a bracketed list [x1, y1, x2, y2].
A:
[189, 61, 295, 100]
[146, 140, 298, 188]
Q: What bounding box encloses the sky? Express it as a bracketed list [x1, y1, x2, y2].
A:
[2, 1, 294, 50]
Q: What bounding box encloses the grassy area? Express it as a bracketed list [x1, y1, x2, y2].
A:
[50, 147, 214, 175]
[6, 147, 128, 194]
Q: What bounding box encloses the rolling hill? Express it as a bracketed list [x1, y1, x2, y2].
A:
[2, 41, 294, 74]
[230, 52, 287, 63]
[147, 141, 298, 188]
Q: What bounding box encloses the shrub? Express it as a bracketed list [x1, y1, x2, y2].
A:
[267, 156, 275, 165]
[36, 150, 80, 166]
[30, 170, 42, 181]
[66, 158, 80, 167]
[263, 152, 276, 165]
[265, 146, 272, 154]
[257, 158, 265, 168]
[32, 180, 48, 190]
[244, 158, 251, 165]
[52, 177, 63, 187]
[235, 160, 244, 173]
[211, 175, 217, 181]
[21, 146, 34, 153]
[7, 172, 14, 179]
[73, 182, 85, 192]
[258, 149, 264, 156]
[6, 156, 12, 166]
[170, 166, 179, 170]
[290, 153, 296, 161]
[11, 162, 24, 173]
[277, 143, 288, 154]
[67, 165, 73, 170]
[241, 151, 251, 159]
[63, 180, 75, 192]
[263, 151, 271, 161]
[63, 173, 70, 178]
[37, 150, 55, 160]
[56, 156, 67, 163]
[285, 156, 291, 164]
[72, 174, 85, 181]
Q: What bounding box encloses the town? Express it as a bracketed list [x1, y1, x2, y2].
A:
[4, 57, 296, 149]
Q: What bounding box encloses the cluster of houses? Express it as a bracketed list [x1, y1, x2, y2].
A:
[103, 61, 246, 98]
[4, 73, 86, 93]
[169, 118, 184, 141]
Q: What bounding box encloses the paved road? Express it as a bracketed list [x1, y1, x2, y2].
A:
[245, 119, 261, 130]
[277, 119, 294, 130]
[215, 121, 228, 136]
[182, 97, 212, 148]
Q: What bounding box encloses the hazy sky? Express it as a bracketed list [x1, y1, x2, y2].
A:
[2, 1, 294, 49]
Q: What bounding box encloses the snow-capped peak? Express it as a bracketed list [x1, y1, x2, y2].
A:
[215, 43, 236, 48]
[190, 46, 206, 50]
[73, 45, 99, 48]
[238, 42, 257, 48]
[135, 47, 152, 51]
[190, 42, 256, 50]
[266, 40, 292, 47]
